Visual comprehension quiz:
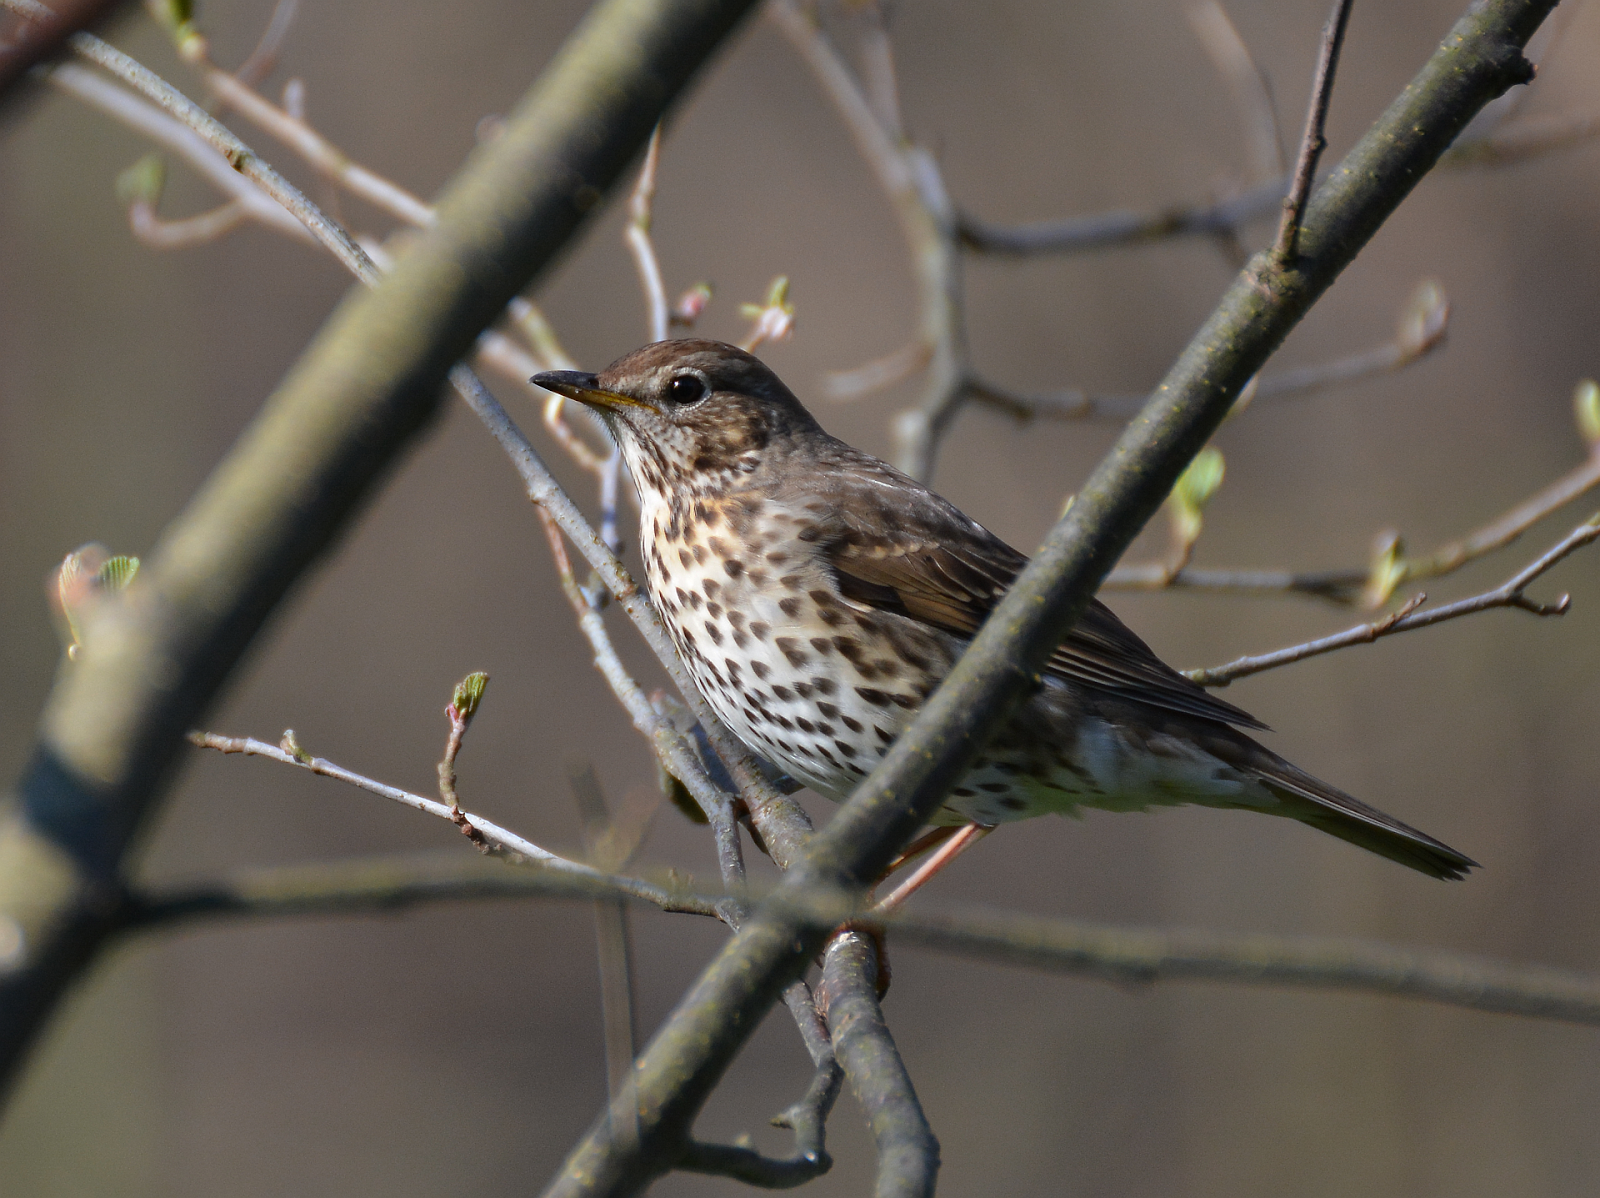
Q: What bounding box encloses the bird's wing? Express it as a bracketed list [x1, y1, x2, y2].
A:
[814, 463, 1266, 730]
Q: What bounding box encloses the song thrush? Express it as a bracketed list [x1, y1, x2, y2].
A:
[534, 340, 1475, 880]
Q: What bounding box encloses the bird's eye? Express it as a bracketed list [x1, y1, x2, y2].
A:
[666, 375, 708, 405]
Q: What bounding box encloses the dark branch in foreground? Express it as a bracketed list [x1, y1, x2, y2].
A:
[817, 932, 938, 1198]
[540, 6, 1555, 1194]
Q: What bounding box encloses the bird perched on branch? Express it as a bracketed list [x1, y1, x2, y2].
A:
[534, 340, 1475, 881]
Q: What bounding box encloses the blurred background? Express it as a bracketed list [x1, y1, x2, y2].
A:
[3, 1, 1600, 1194]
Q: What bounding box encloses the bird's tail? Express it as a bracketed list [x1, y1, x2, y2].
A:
[1243, 748, 1478, 880]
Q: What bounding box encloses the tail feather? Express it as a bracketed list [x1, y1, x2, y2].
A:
[1252, 758, 1478, 881]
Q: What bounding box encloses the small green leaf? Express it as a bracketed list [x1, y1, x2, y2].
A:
[148, 0, 193, 28]
[279, 729, 312, 764]
[451, 672, 490, 722]
[1168, 447, 1225, 547]
[115, 155, 166, 206]
[1574, 379, 1600, 447]
[96, 556, 140, 593]
[1364, 530, 1407, 608]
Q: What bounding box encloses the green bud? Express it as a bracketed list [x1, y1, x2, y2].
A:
[1364, 530, 1407, 608]
[279, 729, 312, 764]
[147, 0, 194, 29]
[1574, 379, 1600, 447]
[115, 155, 166, 206]
[96, 555, 140, 592]
[451, 671, 489, 722]
[1168, 447, 1225, 546]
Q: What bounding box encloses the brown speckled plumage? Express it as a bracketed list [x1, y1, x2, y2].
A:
[534, 340, 1476, 880]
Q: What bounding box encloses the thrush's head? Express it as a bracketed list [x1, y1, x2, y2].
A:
[532, 340, 821, 497]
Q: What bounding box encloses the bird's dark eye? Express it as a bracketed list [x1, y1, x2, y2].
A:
[666, 375, 708, 405]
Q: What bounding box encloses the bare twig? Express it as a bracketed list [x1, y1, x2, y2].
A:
[184, 731, 703, 911]
[958, 174, 1290, 256]
[769, 0, 965, 480]
[964, 278, 1448, 427]
[881, 904, 1600, 1028]
[124, 851, 726, 930]
[1112, 433, 1600, 604]
[1275, 0, 1355, 264]
[1185, 513, 1600, 686]
[46, 62, 314, 240]
[127, 196, 247, 247]
[625, 125, 669, 344]
[853, 0, 903, 141]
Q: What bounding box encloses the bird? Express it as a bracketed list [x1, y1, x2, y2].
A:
[533, 339, 1476, 881]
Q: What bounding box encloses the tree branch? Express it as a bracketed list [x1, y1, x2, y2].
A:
[1274, 0, 1355, 263]
[816, 932, 938, 1198]
[122, 854, 1600, 1029]
[1185, 511, 1599, 687]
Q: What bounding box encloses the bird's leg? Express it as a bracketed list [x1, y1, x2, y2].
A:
[874, 822, 993, 913]
[880, 824, 962, 878]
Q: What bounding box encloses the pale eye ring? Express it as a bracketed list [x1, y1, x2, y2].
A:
[666, 375, 709, 405]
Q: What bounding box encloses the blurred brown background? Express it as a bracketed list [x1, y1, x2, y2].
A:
[3, 1, 1600, 1194]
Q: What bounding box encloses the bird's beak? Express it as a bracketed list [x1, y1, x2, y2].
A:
[530, 370, 650, 412]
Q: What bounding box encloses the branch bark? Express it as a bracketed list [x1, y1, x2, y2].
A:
[540, 4, 1555, 1193]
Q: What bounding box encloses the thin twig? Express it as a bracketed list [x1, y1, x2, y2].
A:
[46, 63, 314, 240]
[966, 279, 1448, 426]
[625, 125, 669, 344]
[1111, 440, 1600, 604]
[126, 196, 247, 247]
[1185, 513, 1600, 687]
[770, 0, 966, 481]
[1280, 0, 1353, 263]
[184, 731, 699, 908]
[1444, 107, 1600, 165]
[957, 174, 1290, 256]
